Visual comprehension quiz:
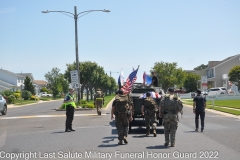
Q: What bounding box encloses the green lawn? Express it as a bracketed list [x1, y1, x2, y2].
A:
[85, 94, 115, 108]
[182, 99, 240, 115]
[15, 99, 39, 105]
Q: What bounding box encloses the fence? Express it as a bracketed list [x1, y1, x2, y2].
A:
[178, 92, 240, 100]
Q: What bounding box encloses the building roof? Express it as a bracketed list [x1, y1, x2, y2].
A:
[207, 54, 239, 69]
[33, 80, 48, 85]
[0, 68, 24, 77]
[16, 73, 34, 80]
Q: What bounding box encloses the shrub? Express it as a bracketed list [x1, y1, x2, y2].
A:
[21, 90, 32, 100]
[7, 95, 15, 104]
[14, 92, 21, 99]
[30, 95, 39, 101]
[80, 99, 87, 105]
[3, 90, 12, 96]
[83, 103, 94, 108]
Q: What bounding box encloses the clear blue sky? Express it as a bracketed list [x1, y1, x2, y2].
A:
[1, 0, 240, 83]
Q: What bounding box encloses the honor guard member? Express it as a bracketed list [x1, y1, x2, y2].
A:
[64, 88, 77, 132]
[94, 88, 104, 115]
[141, 92, 158, 137]
[159, 88, 183, 147]
[112, 90, 133, 145]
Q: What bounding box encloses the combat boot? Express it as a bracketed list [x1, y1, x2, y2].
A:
[146, 130, 150, 136]
[118, 140, 123, 145]
[153, 130, 157, 137]
[123, 138, 128, 144]
[171, 142, 175, 147]
[164, 142, 169, 146]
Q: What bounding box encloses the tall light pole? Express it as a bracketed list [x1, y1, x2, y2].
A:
[42, 6, 110, 102]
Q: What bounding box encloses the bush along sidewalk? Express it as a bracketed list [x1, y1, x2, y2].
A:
[56, 95, 115, 111]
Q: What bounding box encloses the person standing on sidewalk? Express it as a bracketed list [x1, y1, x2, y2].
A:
[64, 88, 77, 132]
[193, 89, 206, 132]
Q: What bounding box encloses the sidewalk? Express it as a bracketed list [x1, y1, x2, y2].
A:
[7, 99, 63, 108]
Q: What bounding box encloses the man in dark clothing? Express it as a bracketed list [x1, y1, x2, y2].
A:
[151, 72, 159, 87]
[193, 89, 206, 132]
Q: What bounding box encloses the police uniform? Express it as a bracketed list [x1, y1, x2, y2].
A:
[64, 90, 77, 132]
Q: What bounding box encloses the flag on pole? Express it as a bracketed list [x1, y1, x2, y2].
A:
[143, 72, 152, 86]
[121, 66, 139, 93]
[118, 70, 124, 89]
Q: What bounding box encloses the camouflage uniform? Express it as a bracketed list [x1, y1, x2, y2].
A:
[143, 97, 158, 136]
[160, 94, 181, 147]
[94, 89, 104, 115]
[114, 94, 131, 145]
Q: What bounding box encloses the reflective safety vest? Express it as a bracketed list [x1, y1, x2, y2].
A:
[64, 94, 77, 109]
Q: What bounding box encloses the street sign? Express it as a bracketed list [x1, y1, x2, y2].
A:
[70, 70, 79, 88]
[201, 76, 208, 90]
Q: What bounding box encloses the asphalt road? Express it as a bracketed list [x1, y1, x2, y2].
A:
[0, 100, 240, 160]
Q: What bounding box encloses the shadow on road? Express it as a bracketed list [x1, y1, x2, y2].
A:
[98, 136, 119, 148]
[51, 131, 66, 134]
[146, 145, 169, 149]
[184, 130, 199, 133]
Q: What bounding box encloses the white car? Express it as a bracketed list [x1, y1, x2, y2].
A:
[0, 95, 7, 115]
[207, 87, 228, 96]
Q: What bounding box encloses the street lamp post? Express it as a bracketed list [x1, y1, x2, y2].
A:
[42, 6, 110, 102]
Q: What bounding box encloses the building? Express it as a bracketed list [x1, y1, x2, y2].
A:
[0, 68, 44, 94]
[192, 54, 240, 92]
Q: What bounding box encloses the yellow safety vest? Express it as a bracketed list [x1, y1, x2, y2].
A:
[64, 94, 77, 109]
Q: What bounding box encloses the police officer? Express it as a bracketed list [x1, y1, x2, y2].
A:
[64, 88, 77, 132]
[193, 89, 206, 132]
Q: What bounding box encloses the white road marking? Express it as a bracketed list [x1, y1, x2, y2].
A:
[0, 113, 106, 120]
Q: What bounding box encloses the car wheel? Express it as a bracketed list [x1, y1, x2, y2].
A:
[2, 105, 7, 115]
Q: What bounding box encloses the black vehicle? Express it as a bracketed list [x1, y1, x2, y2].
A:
[128, 83, 164, 132]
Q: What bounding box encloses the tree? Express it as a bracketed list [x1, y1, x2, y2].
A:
[64, 61, 117, 101]
[153, 62, 185, 91]
[229, 66, 240, 87]
[194, 64, 208, 71]
[40, 87, 48, 93]
[24, 76, 35, 94]
[183, 72, 200, 92]
[45, 68, 69, 99]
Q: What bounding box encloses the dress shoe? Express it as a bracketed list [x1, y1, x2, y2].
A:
[70, 129, 75, 131]
[65, 129, 71, 132]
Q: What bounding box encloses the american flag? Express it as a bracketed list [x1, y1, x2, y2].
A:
[121, 67, 139, 93]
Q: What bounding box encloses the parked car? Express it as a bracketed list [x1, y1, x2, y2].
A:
[40, 92, 53, 97]
[0, 95, 7, 115]
[207, 87, 228, 96]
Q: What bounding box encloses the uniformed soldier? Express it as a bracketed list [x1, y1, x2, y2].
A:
[159, 88, 182, 147]
[111, 90, 133, 145]
[94, 88, 104, 115]
[141, 92, 158, 137]
[64, 88, 77, 132]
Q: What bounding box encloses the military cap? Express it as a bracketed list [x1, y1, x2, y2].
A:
[196, 89, 201, 94]
[118, 89, 123, 95]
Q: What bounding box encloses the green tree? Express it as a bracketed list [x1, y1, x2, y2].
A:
[153, 62, 185, 91]
[40, 87, 48, 93]
[183, 72, 200, 92]
[21, 90, 32, 100]
[194, 64, 208, 70]
[24, 76, 35, 94]
[229, 66, 240, 87]
[45, 67, 69, 99]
